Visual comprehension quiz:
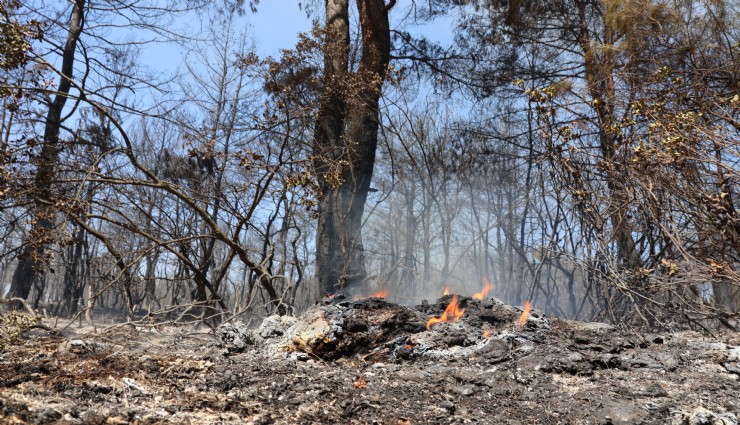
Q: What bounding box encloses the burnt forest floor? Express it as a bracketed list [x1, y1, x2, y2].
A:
[1, 300, 740, 425]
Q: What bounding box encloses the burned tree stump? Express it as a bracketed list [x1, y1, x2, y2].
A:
[219, 295, 549, 361]
[284, 299, 427, 360]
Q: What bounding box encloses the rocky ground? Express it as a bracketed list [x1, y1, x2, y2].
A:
[1, 297, 740, 424]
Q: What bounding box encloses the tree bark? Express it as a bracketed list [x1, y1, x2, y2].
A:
[5, 1, 85, 303]
[576, 0, 641, 269]
[60, 222, 86, 316]
[314, 0, 392, 295]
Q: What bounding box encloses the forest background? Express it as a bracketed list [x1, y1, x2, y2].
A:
[1, 0, 738, 331]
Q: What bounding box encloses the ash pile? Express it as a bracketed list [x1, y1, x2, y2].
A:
[216, 292, 548, 362]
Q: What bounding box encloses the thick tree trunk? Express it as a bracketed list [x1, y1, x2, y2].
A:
[314, 0, 393, 295]
[5, 1, 85, 304]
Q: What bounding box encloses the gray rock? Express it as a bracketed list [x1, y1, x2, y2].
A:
[216, 321, 254, 353]
[690, 408, 715, 425]
[258, 315, 299, 339]
[723, 362, 740, 376]
[288, 351, 310, 361]
[477, 338, 510, 362]
[35, 408, 62, 423]
[687, 408, 736, 425]
[727, 347, 740, 362]
[716, 413, 739, 425]
[618, 353, 673, 371]
[654, 351, 680, 371]
[58, 339, 104, 355]
[598, 403, 647, 425]
[635, 383, 668, 398]
[450, 384, 477, 396]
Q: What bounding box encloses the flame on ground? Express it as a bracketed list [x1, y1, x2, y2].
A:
[472, 276, 493, 300]
[354, 374, 367, 389]
[353, 288, 390, 301]
[427, 294, 465, 329]
[443, 287, 450, 296]
[368, 288, 389, 298]
[516, 300, 532, 330]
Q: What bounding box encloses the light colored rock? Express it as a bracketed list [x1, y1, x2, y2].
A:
[216, 321, 254, 353]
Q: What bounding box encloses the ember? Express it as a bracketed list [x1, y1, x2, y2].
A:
[354, 374, 367, 389]
[426, 294, 465, 329]
[472, 276, 493, 301]
[482, 326, 493, 338]
[517, 300, 532, 330]
[353, 288, 390, 301]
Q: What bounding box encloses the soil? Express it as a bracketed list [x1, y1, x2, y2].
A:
[1, 298, 739, 425]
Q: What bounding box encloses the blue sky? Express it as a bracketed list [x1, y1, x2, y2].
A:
[250, 2, 313, 56]
[132, 3, 311, 78]
[247, 2, 455, 57]
[136, 1, 455, 69]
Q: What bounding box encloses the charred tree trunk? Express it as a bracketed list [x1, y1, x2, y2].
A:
[143, 249, 161, 313]
[314, 0, 393, 295]
[59, 179, 95, 317]
[400, 184, 418, 296]
[68, 213, 135, 322]
[5, 1, 85, 304]
[313, 0, 350, 296]
[60, 222, 87, 317]
[576, 0, 641, 269]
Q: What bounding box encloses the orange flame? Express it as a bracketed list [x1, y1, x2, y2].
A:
[368, 288, 389, 298]
[516, 300, 532, 330]
[443, 287, 450, 296]
[354, 374, 367, 389]
[426, 294, 465, 329]
[472, 276, 493, 301]
[353, 288, 389, 301]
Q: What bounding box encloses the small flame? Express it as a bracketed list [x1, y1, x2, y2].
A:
[516, 300, 532, 330]
[354, 374, 367, 389]
[427, 294, 465, 329]
[368, 288, 389, 298]
[353, 288, 390, 301]
[443, 287, 450, 296]
[472, 276, 493, 301]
